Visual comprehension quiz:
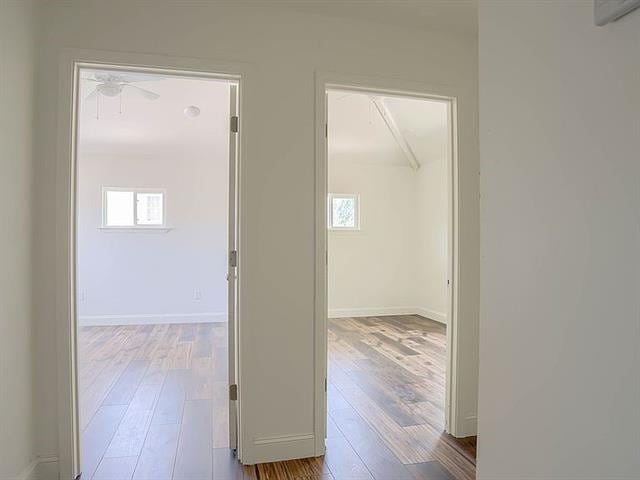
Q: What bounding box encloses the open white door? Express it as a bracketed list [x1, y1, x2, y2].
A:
[227, 84, 239, 454]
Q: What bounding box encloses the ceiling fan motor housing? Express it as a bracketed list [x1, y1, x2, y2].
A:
[96, 82, 123, 97]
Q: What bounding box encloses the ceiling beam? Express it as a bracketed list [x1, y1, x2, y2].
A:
[370, 96, 420, 170]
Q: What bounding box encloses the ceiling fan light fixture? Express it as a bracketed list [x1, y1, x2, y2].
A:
[83, 71, 161, 102]
[96, 83, 123, 97]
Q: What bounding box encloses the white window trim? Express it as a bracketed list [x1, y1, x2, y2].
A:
[328, 193, 360, 231]
[100, 186, 172, 232]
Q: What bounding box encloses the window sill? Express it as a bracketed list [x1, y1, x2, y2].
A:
[98, 226, 173, 233]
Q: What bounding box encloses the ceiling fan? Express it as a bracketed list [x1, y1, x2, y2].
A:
[83, 72, 161, 101]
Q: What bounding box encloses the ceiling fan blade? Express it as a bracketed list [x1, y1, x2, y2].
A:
[93, 72, 112, 82]
[123, 84, 160, 100]
[85, 88, 99, 101]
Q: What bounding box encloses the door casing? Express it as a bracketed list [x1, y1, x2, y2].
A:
[313, 72, 463, 453]
[227, 83, 240, 453]
[55, 48, 247, 479]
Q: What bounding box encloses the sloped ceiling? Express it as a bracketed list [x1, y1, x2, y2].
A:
[328, 90, 449, 167]
[270, 0, 477, 36]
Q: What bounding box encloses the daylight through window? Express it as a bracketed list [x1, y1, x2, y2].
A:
[328, 194, 360, 230]
[103, 188, 165, 227]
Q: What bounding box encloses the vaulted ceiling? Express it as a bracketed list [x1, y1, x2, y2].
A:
[328, 90, 449, 168]
[272, 0, 477, 36]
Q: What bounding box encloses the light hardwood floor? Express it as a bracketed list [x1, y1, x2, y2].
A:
[78, 316, 475, 480]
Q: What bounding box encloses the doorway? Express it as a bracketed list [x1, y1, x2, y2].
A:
[319, 85, 476, 479]
[73, 64, 240, 479]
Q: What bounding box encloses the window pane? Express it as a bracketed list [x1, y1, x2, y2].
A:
[106, 191, 134, 226]
[136, 193, 164, 225]
[332, 197, 356, 228]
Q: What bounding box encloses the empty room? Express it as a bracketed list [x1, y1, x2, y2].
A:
[4, 2, 639, 480]
[325, 90, 476, 479]
[75, 68, 238, 480]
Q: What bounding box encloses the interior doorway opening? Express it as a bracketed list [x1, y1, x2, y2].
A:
[323, 87, 476, 479]
[74, 65, 240, 479]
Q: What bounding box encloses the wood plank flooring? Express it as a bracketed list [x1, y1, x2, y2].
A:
[78, 316, 475, 480]
[78, 323, 252, 480]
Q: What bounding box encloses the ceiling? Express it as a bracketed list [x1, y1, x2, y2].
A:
[78, 69, 449, 169]
[78, 69, 230, 156]
[271, 0, 477, 36]
[328, 90, 449, 167]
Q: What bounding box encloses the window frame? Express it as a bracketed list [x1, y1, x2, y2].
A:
[328, 193, 360, 231]
[101, 186, 168, 230]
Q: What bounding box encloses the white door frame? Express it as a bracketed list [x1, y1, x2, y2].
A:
[55, 48, 248, 479]
[227, 83, 240, 453]
[313, 72, 463, 452]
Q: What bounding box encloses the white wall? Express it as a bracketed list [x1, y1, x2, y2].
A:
[478, 2, 640, 478]
[328, 161, 419, 317]
[77, 153, 228, 324]
[76, 80, 229, 325]
[415, 155, 449, 321]
[0, 0, 36, 478]
[32, 1, 480, 466]
[327, 94, 450, 324]
[414, 102, 450, 322]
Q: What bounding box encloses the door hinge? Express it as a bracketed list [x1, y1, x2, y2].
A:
[230, 115, 239, 133]
[325, 122, 328, 138]
[229, 250, 238, 268]
[324, 378, 327, 392]
[229, 384, 238, 401]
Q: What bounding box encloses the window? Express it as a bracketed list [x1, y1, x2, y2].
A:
[328, 193, 360, 230]
[102, 187, 166, 228]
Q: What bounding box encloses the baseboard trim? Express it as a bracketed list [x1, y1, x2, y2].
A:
[329, 306, 447, 325]
[414, 307, 448, 325]
[16, 458, 38, 480]
[246, 434, 316, 465]
[16, 456, 58, 480]
[253, 433, 315, 445]
[78, 312, 227, 326]
[455, 415, 478, 438]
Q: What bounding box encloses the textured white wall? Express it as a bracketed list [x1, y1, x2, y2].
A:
[32, 1, 479, 465]
[478, 2, 640, 477]
[0, 0, 36, 477]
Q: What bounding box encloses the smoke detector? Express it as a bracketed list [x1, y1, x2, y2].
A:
[184, 105, 201, 118]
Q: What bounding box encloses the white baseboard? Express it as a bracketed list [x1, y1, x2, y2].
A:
[35, 457, 58, 480]
[16, 456, 58, 480]
[15, 458, 38, 480]
[455, 415, 478, 438]
[329, 306, 447, 325]
[78, 312, 227, 326]
[246, 433, 316, 465]
[329, 306, 418, 318]
[414, 307, 448, 325]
